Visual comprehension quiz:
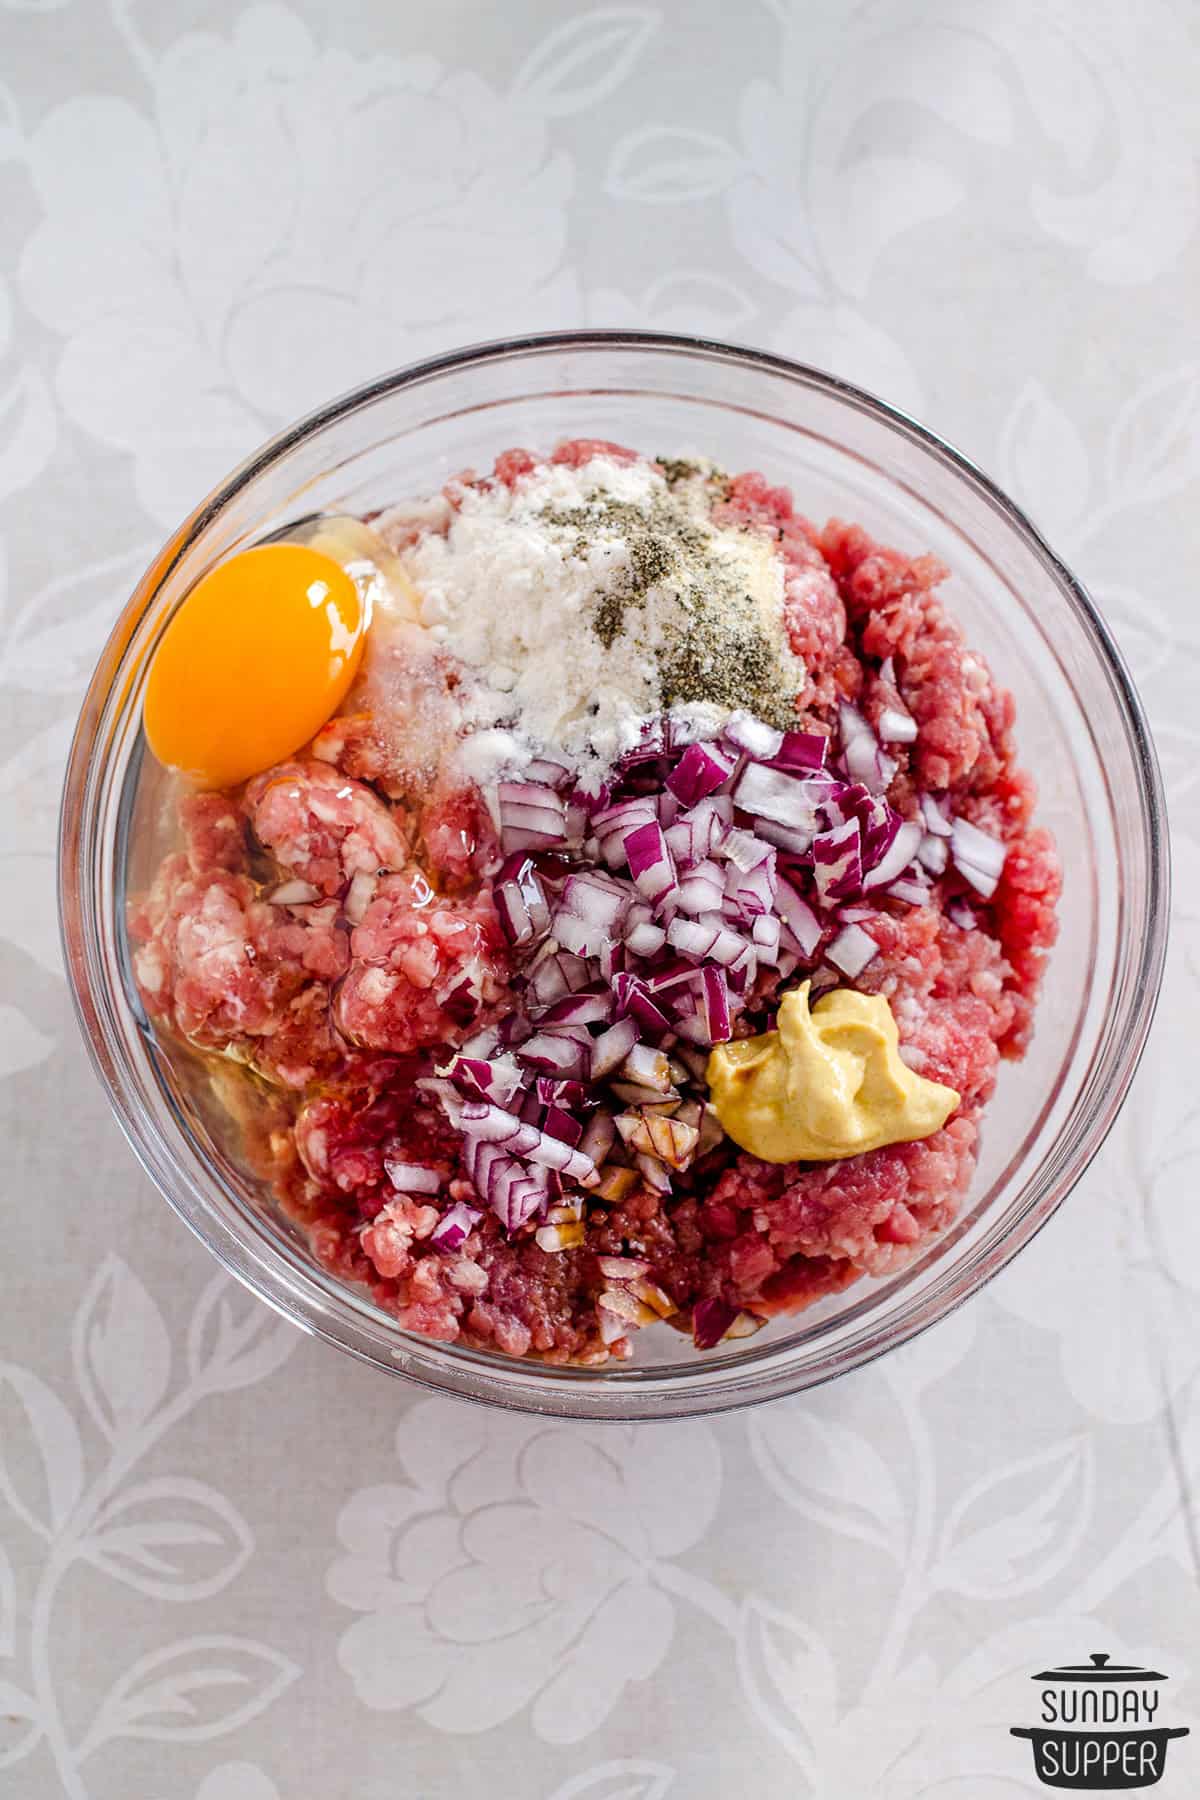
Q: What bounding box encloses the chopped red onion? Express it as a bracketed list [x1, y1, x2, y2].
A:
[624, 820, 678, 904]
[560, 870, 632, 931]
[751, 912, 782, 964]
[838, 702, 896, 795]
[951, 817, 1006, 898]
[613, 972, 672, 1036]
[723, 855, 777, 922]
[751, 817, 816, 855]
[596, 1254, 653, 1281]
[700, 965, 732, 1042]
[774, 879, 823, 958]
[541, 1103, 584, 1146]
[590, 1017, 639, 1080]
[532, 990, 613, 1028]
[887, 877, 931, 906]
[862, 820, 923, 891]
[723, 710, 784, 760]
[446, 1055, 525, 1108]
[877, 704, 917, 744]
[917, 833, 949, 876]
[578, 1110, 617, 1167]
[946, 896, 979, 931]
[676, 860, 727, 917]
[666, 740, 735, 806]
[635, 1151, 673, 1194]
[625, 920, 667, 957]
[428, 1201, 480, 1251]
[826, 922, 879, 978]
[382, 1159, 443, 1195]
[722, 826, 773, 872]
[550, 910, 604, 960]
[735, 761, 825, 831]
[619, 1043, 674, 1093]
[772, 730, 828, 771]
[523, 756, 573, 791]
[812, 818, 863, 902]
[692, 1297, 739, 1350]
[666, 916, 748, 969]
[519, 1032, 591, 1078]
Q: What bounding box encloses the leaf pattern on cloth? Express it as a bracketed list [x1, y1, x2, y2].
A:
[328, 1398, 721, 1742]
[0, 1265, 299, 1791]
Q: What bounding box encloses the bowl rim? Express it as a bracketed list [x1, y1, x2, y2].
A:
[57, 328, 1171, 1418]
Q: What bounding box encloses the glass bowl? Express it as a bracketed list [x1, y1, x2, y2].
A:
[58, 332, 1169, 1419]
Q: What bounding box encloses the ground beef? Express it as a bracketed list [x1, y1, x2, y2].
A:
[130, 447, 1060, 1366]
[335, 871, 508, 1054]
[244, 760, 410, 897]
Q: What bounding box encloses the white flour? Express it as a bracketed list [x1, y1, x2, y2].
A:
[402, 454, 802, 781]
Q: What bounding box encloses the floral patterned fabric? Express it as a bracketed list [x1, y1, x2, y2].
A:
[0, 2, 1197, 1795]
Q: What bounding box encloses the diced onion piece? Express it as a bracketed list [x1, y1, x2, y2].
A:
[630, 1276, 678, 1318]
[625, 920, 667, 956]
[666, 740, 735, 806]
[812, 818, 863, 902]
[946, 896, 978, 931]
[666, 916, 749, 969]
[619, 1044, 674, 1093]
[596, 1254, 654, 1281]
[862, 819, 923, 891]
[751, 912, 782, 965]
[578, 1111, 617, 1168]
[615, 1110, 700, 1169]
[826, 922, 879, 978]
[735, 761, 824, 830]
[535, 1220, 586, 1252]
[532, 990, 613, 1028]
[724, 1310, 766, 1339]
[635, 1151, 673, 1193]
[917, 833, 949, 876]
[887, 877, 930, 906]
[723, 710, 784, 760]
[523, 755, 573, 791]
[676, 860, 726, 917]
[590, 1017, 639, 1080]
[773, 730, 828, 771]
[951, 817, 1006, 898]
[519, 1032, 591, 1079]
[598, 1288, 658, 1326]
[838, 702, 896, 795]
[722, 826, 773, 872]
[751, 817, 815, 855]
[920, 791, 953, 837]
[429, 1201, 481, 1251]
[382, 1159, 442, 1195]
[592, 1166, 639, 1203]
[692, 1297, 739, 1350]
[877, 704, 918, 744]
[624, 819, 677, 903]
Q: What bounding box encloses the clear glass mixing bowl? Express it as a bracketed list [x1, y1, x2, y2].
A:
[58, 332, 1169, 1419]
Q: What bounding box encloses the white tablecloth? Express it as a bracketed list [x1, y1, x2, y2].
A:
[2, 2, 1198, 1795]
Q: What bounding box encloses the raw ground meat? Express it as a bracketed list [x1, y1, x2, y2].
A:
[129, 442, 1060, 1365]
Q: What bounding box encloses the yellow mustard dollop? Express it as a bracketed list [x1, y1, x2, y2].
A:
[705, 980, 960, 1164]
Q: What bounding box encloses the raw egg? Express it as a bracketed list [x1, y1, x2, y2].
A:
[144, 541, 367, 788]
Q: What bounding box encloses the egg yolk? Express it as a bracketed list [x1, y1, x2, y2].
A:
[144, 542, 367, 788]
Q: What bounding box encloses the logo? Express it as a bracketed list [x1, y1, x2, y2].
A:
[1010, 1651, 1190, 1790]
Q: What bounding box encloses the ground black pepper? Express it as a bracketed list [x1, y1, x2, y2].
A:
[535, 464, 803, 721]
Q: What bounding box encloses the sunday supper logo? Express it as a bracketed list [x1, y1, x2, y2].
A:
[1010, 1652, 1190, 1790]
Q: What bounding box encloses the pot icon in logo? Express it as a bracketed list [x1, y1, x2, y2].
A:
[1011, 1652, 1189, 1789]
